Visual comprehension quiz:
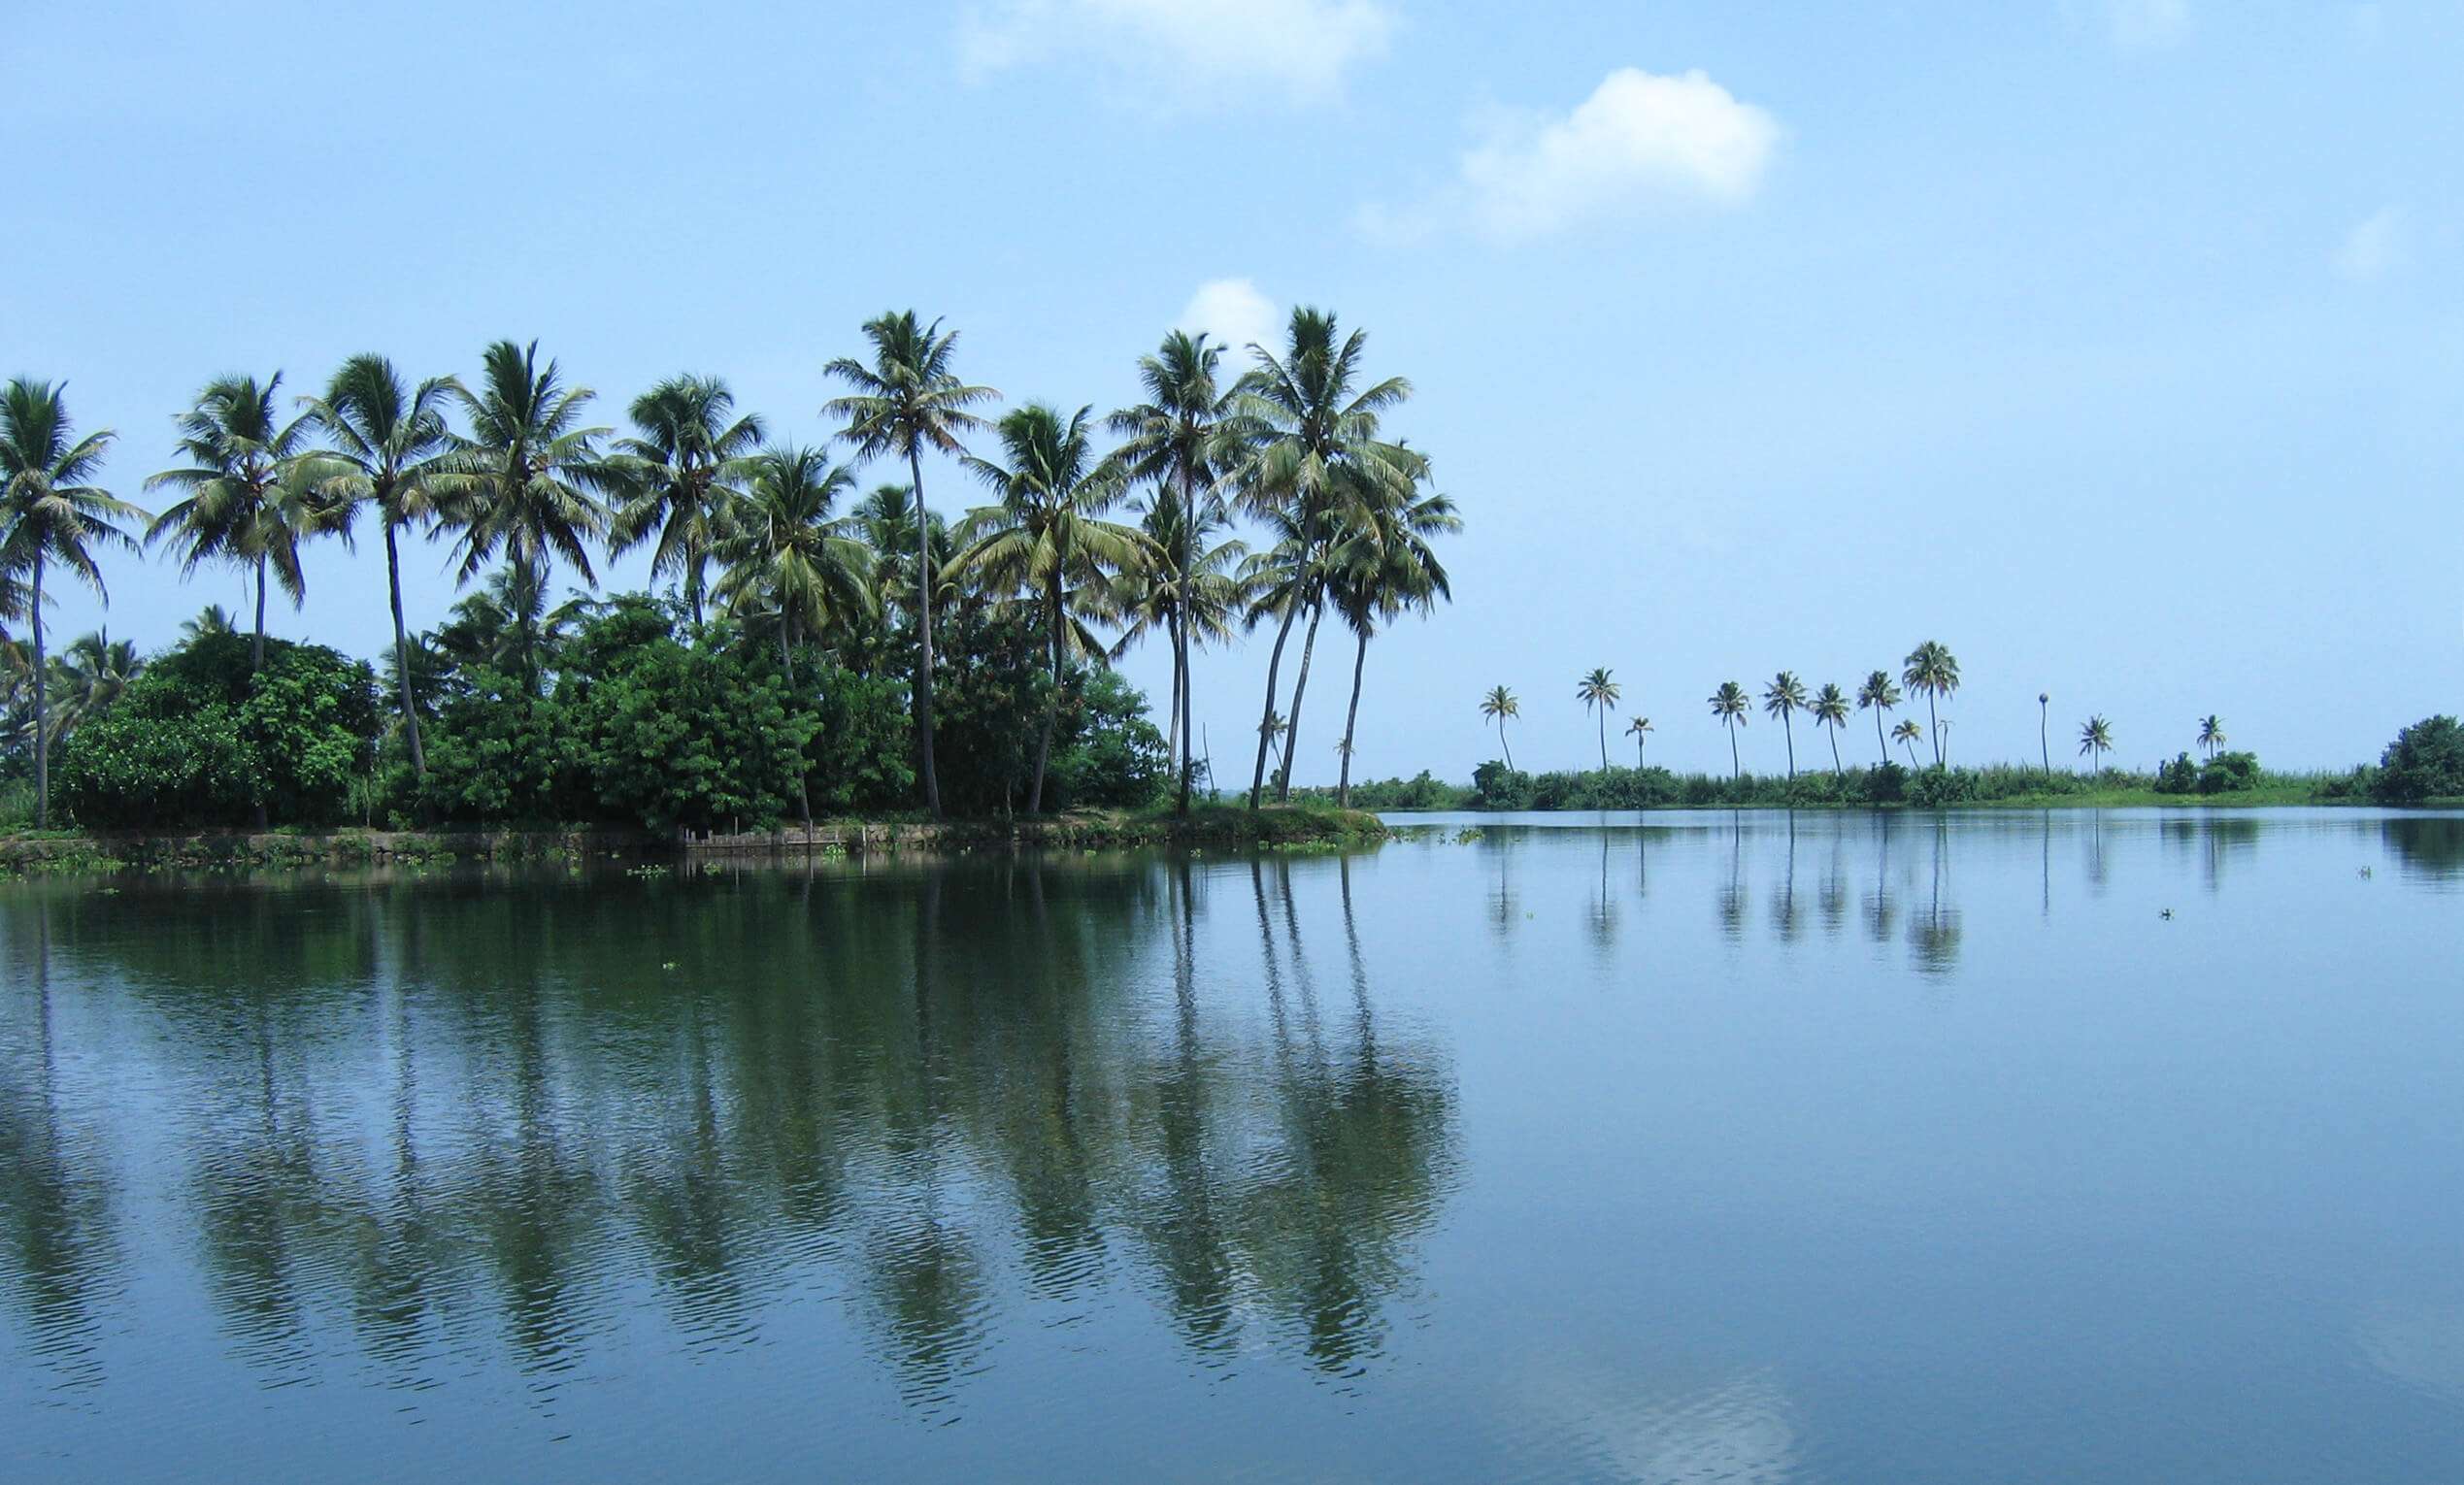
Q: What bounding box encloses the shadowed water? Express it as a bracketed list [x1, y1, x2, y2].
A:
[3, 809, 2461, 1482]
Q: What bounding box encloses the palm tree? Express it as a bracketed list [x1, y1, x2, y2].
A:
[444, 341, 616, 694]
[46, 631, 144, 740]
[1577, 667, 1621, 770]
[1811, 681, 1850, 778]
[1328, 479, 1455, 806]
[713, 445, 876, 832]
[1107, 490, 1249, 798]
[2197, 714, 2226, 758]
[0, 380, 145, 828]
[1857, 669, 1902, 764]
[952, 403, 1149, 813]
[1901, 641, 1960, 766]
[2039, 692, 2051, 775]
[1625, 713, 1654, 766]
[1891, 718, 1924, 768]
[298, 354, 461, 781]
[824, 312, 998, 820]
[145, 373, 334, 673]
[181, 604, 237, 643]
[1225, 306, 1421, 808]
[610, 374, 766, 633]
[1108, 329, 1238, 816]
[1762, 671, 1808, 779]
[432, 562, 595, 683]
[2079, 714, 2114, 776]
[1479, 685, 1519, 770]
[1709, 680, 1749, 780]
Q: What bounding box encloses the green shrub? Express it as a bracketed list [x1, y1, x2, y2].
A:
[2374, 715, 2464, 805]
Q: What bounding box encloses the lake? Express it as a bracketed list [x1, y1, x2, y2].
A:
[5, 809, 2462, 1482]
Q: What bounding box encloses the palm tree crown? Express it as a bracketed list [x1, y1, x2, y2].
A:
[1763, 670, 1808, 779]
[610, 373, 766, 630]
[2197, 714, 2226, 757]
[2080, 714, 2115, 774]
[1901, 641, 1960, 766]
[1811, 681, 1850, 777]
[1709, 679, 1749, 780]
[1577, 666, 1621, 769]
[1480, 683, 1519, 771]
[1625, 713, 1655, 766]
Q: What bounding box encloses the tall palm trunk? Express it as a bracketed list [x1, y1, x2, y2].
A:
[1499, 718, 1514, 771]
[1782, 716, 1796, 779]
[1175, 468, 1197, 819]
[906, 445, 943, 819]
[251, 552, 269, 673]
[1598, 709, 1609, 771]
[29, 556, 47, 830]
[1029, 572, 1061, 814]
[1876, 710, 1888, 764]
[383, 523, 425, 780]
[1337, 628, 1369, 808]
[2040, 705, 2050, 776]
[1277, 601, 1325, 803]
[1828, 727, 1843, 777]
[1926, 690, 1941, 766]
[1728, 721, 1741, 780]
[1162, 610, 1183, 787]
[782, 622, 814, 833]
[1248, 598, 1304, 809]
[1636, 735, 1646, 768]
[1177, 612, 1195, 814]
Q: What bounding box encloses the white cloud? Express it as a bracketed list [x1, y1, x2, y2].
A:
[2333, 207, 2406, 282]
[957, 0, 1395, 102]
[1175, 279, 1282, 354]
[2105, 0, 2191, 51]
[1361, 67, 1780, 245]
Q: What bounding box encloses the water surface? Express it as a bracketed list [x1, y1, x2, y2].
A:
[5, 809, 2462, 1481]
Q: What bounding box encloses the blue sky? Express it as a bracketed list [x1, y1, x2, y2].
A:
[5, 0, 2457, 779]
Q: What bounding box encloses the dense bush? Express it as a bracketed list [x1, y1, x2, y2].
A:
[56, 634, 381, 828]
[2373, 715, 2464, 805]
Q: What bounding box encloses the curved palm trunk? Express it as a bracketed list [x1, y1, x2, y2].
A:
[1336, 628, 1369, 808]
[1162, 610, 1183, 792]
[2040, 708, 2050, 776]
[1247, 598, 1304, 810]
[1782, 716, 1796, 779]
[1276, 601, 1325, 803]
[383, 524, 426, 780]
[1175, 467, 1198, 820]
[1926, 690, 1941, 766]
[1901, 736, 1918, 769]
[1875, 709, 1888, 764]
[1828, 727, 1843, 777]
[1029, 573, 1061, 814]
[29, 556, 47, 830]
[1497, 717, 1514, 772]
[1597, 708, 1609, 771]
[1727, 720, 1741, 781]
[906, 446, 943, 820]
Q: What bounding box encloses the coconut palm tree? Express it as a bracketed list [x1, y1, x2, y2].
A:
[1479, 685, 1519, 771]
[46, 631, 144, 740]
[1577, 667, 1621, 770]
[1709, 680, 1749, 780]
[432, 562, 595, 683]
[953, 403, 1150, 813]
[823, 312, 998, 820]
[1625, 713, 1654, 766]
[298, 354, 461, 781]
[1328, 479, 1455, 806]
[1225, 306, 1421, 808]
[1108, 329, 1238, 816]
[1901, 641, 1960, 766]
[145, 373, 336, 674]
[610, 374, 766, 633]
[181, 604, 237, 643]
[1811, 681, 1850, 778]
[1857, 670, 1902, 765]
[2197, 714, 2226, 758]
[444, 341, 617, 694]
[0, 380, 145, 828]
[1891, 718, 1924, 768]
[1107, 489, 1249, 798]
[2079, 714, 2114, 776]
[1763, 671, 1808, 779]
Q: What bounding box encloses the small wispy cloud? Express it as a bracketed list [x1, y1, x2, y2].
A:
[1175, 279, 1282, 353]
[1359, 67, 1781, 245]
[2333, 207, 2406, 282]
[957, 0, 1396, 104]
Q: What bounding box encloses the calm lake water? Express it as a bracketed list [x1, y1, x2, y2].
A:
[5, 809, 2463, 1482]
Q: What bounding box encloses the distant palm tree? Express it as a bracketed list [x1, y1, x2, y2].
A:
[610, 373, 766, 632]
[1709, 680, 1749, 780]
[47, 630, 144, 740]
[1811, 681, 1850, 777]
[1577, 667, 1621, 770]
[825, 312, 997, 820]
[298, 354, 461, 781]
[2079, 714, 2114, 776]
[1625, 713, 1654, 767]
[1327, 478, 1455, 806]
[2197, 714, 2226, 758]
[1106, 494, 1249, 784]
[146, 373, 334, 674]
[1762, 671, 1808, 779]
[433, 562, 595, 683]
[1857, 670, 1902, 764]
[1479, 684, 1519, 771]
[1901, 641, 1960, 766]
[181, 604, 237, 643]
[445, 341, 618, 694]
[953, 403, 1150, 813]
[2039, 691, 2051, 775]
[1, 380, 145, 828]
[1891, 718, 1924, 768]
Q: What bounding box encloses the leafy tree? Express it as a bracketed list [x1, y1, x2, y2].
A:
[1901, 641, 1959, 766]
[1762, 671, 1808, 779]
[1577, 667, 1621, 770]
[1856, 669, 1902, 764]
[299, 354, 461, 781]
[1811, 681, 1850, 777]
[610, 374, 765, 631]
[1479, 684, 1519, 770]
[1708, 680, 1749, 780]
[953, 403, 1148, 813]
[825, 312, 998, 819]
[2374, 715, 2464, 805]
[1049, 667, 1170, 809]
[2078, 714, 2114, 776]
[1, 380, 145, 827]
